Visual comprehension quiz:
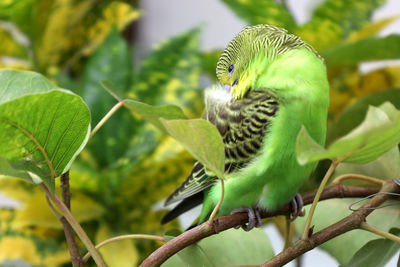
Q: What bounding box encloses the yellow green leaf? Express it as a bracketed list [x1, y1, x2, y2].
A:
[311, 0, 384, 38]
[0, 178, 105, 229]
[0, 233, 69, 267]
[348, 15, 400, 42]
[33, 0, 139, 72]
[82, 2, 140, 56]
[222, 0, 296, 31]
[0, 25, 28, 58]
[329, 67, 400, 118]
[95, 224, 139, 267]
[295, 19, 343, 52]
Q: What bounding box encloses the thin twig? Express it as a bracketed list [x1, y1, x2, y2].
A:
[333, 174, 384, 186]
[40, 183, 106, 267]
[208, 178, 225, 224]
[83, 234, 165, 263]
[60, 172, 84, 267]
[360, 222, 400, 243]
[139, 184, 381, 267]
[302, 160, 338, 239]
[45, 195, 62, 219]
[90, 101, 124, 138]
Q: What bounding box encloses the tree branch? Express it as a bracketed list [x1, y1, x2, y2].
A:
[140, 184, 381, 267]
[60, 172, 84, 267]
[263, 180, 400, 266]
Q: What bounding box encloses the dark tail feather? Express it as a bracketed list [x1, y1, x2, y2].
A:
[161, 192, 203, 224]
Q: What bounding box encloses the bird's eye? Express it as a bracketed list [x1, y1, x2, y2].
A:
[227, 64, 235, 77]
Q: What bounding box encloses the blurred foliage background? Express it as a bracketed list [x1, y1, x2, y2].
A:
[0, 0, 399, 266]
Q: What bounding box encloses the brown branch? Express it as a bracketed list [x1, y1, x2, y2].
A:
[60, 172, 84, 267]
[263, 180, 400, 266]
[140, 184, 381, 267]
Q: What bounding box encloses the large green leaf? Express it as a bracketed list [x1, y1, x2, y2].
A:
[0, 89, 91, 193]
[82, 28, 136, 167]
[311, 0, 384, 38]
[0, 69, 56, 105]
[327, 89, 400, 144]
[161, 119, 225, 178]
[163, 228, 274, 267]
[133, 28, 202, 116]
[340, 228, 400, 267]
[297, 102, 400, 165]
[295, 199, 400, 263]
[222, 0, 296, 31]
[323, 35, 400, 66]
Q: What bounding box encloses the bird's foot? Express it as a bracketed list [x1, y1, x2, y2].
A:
[289, 193, 305, 221]
[230, 207, 262, 231]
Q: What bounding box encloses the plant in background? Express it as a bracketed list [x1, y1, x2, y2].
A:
[0, 0, 399, 267]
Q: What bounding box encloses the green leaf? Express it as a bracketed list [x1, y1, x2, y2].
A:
[294, 199, 400, 263]
[0, 0, 36, 38]
[297, 102, 400, 165]
[340, 228, 400, 267]
[0, 90, 91, 193]
[222, 0, 296, 31]
[133, 27, 202, 116]
[334, 146, 400, 182]
[163, 228, 274, 267]
[327, 89, 400, 144]
[323, 35, 400, 66]
[161, 119, 224, 178]
[0, 69, 57, 105]
[82, 28, 136, 167]
[101, 80, 125, 102]
[296, 126, 327, 165]
[311, 0, 384, 38]
[124, 100, 187, 133]
[348, 15, 400, 42]
[0, 156, 35, 183]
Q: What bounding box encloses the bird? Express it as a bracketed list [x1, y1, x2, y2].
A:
[161, 24, 329, 230]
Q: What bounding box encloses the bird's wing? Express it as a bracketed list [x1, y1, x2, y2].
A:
[164, 89, 278, 206]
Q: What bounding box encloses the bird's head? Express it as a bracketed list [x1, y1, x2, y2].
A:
[216, 24, 323, 100]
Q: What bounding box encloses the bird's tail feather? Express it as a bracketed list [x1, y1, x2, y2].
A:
[161, 192, 203, 225]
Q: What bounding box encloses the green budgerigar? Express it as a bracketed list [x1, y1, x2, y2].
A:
[162, 24, 329, 229]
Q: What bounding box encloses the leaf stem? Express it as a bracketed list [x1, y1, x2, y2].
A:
[333, 174, 383, 186]
[301, 160, 338, 240]
[284, 217, 291, 250]
[208, 178, 225, 224]
[360, 222, 400, 243]
[45, 195, 62, 219]
[40, 183, 106, 266]
[83, 234, 165, 263]
[90, 101, 124, 138]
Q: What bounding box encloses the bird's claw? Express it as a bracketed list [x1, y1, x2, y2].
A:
[230, 207, 262, 231]
[289, 193, 305, 221]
